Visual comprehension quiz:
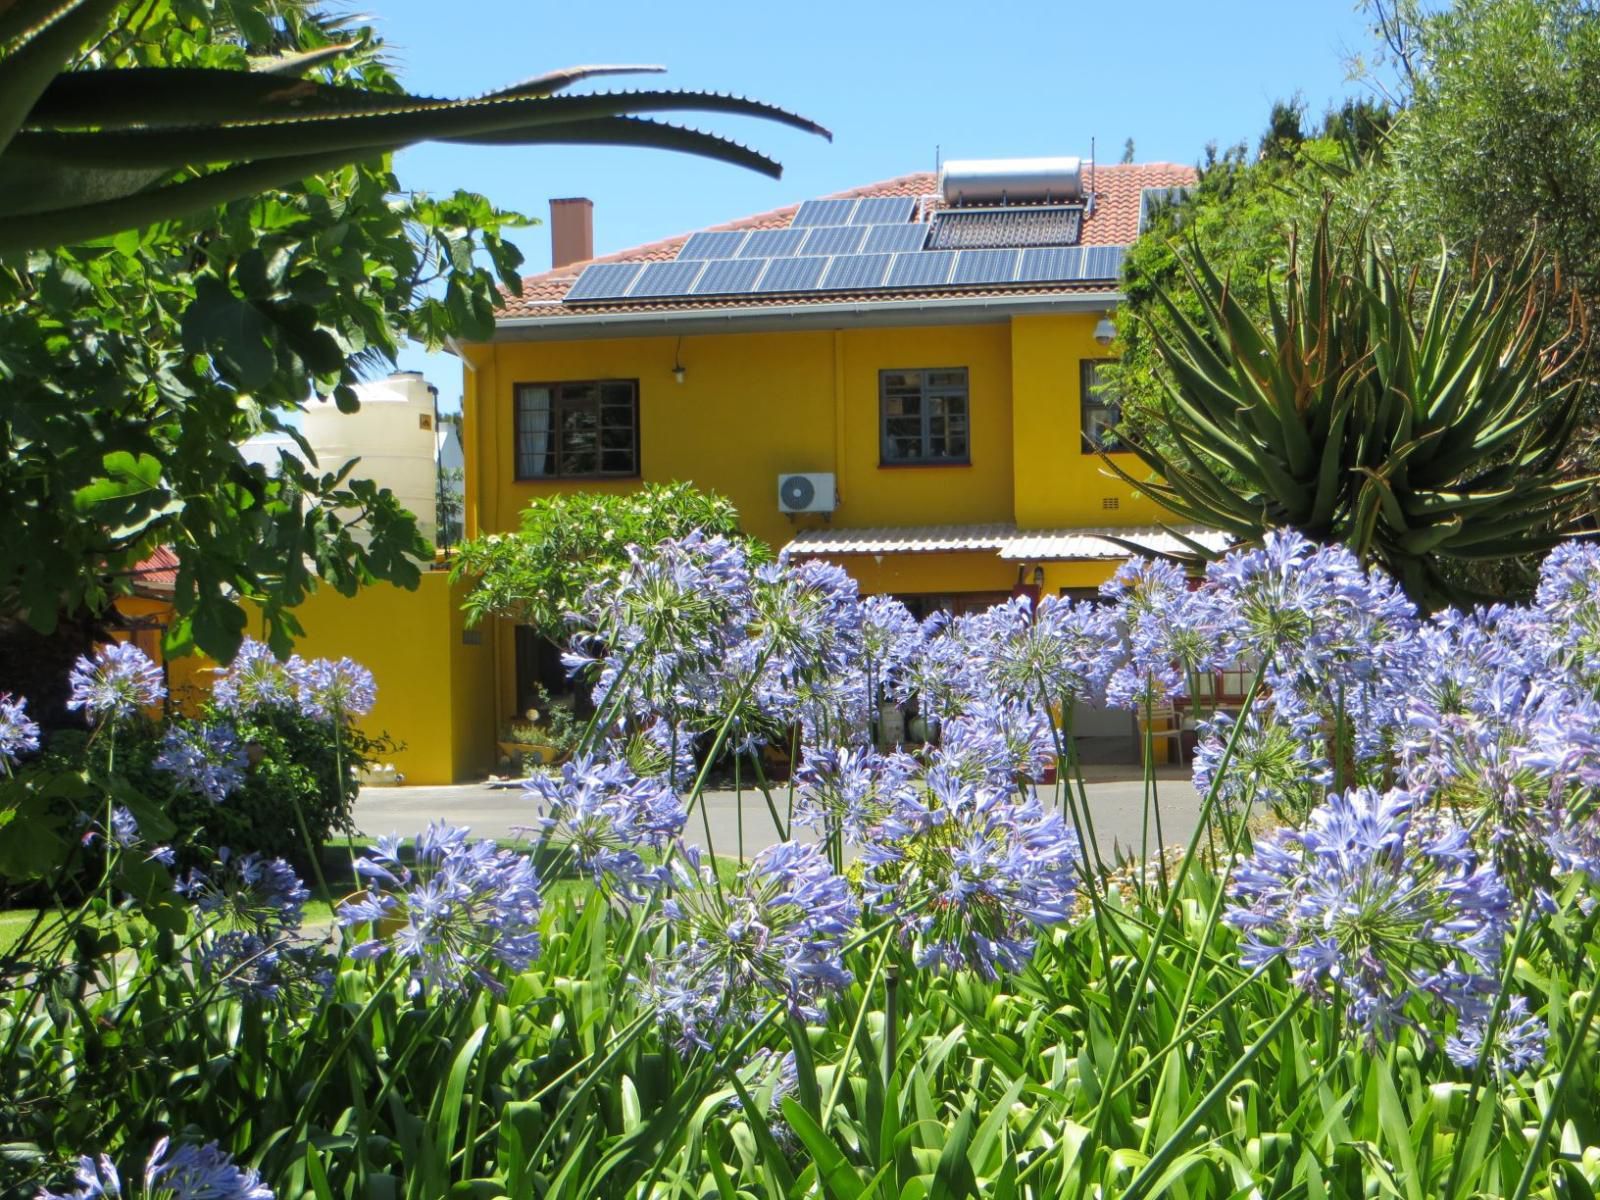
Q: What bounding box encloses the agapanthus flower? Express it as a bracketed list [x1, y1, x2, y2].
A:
[860, 753, 1080, 978]
[196, 931, 332, 1006]
[638, 841, 857, 1050]
[523, 754, 685, 894]
[1190, 707, 1331, 820]
[212, 639, 296, 714]
[339, 823, 542, 994]
[1532, 540, 1600, 687]
[896, 611, 985, 720]
[293, 656, 376, 721]
[1445, 993, 1547, 1075]
[154, 722, 248, 803]
[792, 745, 915, 843]
[178, 849, 309, 933]
[66, 642, 165, 723]
[970, 593, 1121, 709]
[0, 693, 40, 766]
[939, 697, 1055, 785]
[37, 1139, 272, 1200]
[859, 595, 921, 701]
[1225, 786, 1512, 1043]
[144, 1137, 272, 1200]
[35, 1153, 120, 1199]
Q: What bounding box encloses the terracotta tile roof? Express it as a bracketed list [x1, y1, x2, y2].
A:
[126, 546, 179, 597]
[497, 162, 1195, 320]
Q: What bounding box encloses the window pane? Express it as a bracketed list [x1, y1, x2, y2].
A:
[516, 387, 553, 478]
[926, 370, 965, 389]
[599, 381, 634, 406]
[601, 450, 634, 472]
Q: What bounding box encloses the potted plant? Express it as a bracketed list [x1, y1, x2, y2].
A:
[497, 686, 581, 770]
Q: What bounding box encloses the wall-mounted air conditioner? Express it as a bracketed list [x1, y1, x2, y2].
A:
[777, 472, 836, 514]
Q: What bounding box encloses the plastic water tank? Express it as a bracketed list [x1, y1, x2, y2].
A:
[303, 371, 442, 545]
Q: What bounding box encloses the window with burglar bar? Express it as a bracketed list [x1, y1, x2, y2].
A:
[1080, 359, 1121, 453]
[879, 368, 970, 465]
[514, 380, 639, 479]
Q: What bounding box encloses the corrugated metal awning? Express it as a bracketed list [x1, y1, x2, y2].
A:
[784, 523, 1229, 561]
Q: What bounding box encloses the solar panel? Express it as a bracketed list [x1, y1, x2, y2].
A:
[886, 250, 957, 288]
[820, 253, 893, 291]
[738, 228, 808, 258]
[677, 231, 748, 260]
[799, 225, 867, 257]
[862, 223, 929, 254]
[929, 206, 1082, 251]
[792, 198, 860, 227]
[754, 255, 828, 293]
[1082, 245, 1126, 280]
[690, 258, 767, 295]
[951, 248, 1021, 286]
[563, 262, 645, 302]
[849, 196, 916, 226]
[628, 260, 706, 297]
[1017, 246, 1085, 282]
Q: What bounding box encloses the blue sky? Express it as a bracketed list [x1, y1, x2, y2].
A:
[382, 0, 1382, 407]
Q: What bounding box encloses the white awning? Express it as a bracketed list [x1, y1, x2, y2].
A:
[784, 523, 1230, 561]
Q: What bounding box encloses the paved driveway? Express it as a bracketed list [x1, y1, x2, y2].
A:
[354, 766, 1201, 862]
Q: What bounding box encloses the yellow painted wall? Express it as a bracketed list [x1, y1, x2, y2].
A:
[1009, 313, 1167, 528]
[282, 572, 495, 785]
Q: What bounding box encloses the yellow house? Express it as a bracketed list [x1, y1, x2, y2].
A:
[456, 158, 1214, 740]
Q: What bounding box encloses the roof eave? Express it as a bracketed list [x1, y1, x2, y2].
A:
[490, 289, 1123, 343]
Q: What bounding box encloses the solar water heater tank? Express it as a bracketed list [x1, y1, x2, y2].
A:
[939, 156, 1084, 205]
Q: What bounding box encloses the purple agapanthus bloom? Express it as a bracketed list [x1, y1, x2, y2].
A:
[292, 656, 376, 721]
[0, 693, 40, 767]
[34, 1154, 120, 1199]
[143, 1137, 273, 1200]
[970, 593, 1121, 709]
[523, 754, 685, 895]
[178, 849, 309, 933]
[212, 639, 296, 714]
[66, 642, 165, 723]
[638, 841, 857, 1051]
[939, 697, 1056, 785]
[792, 745, 915, 843]
[1225, 786, 1513, 1043]
[339, 823, 542, 994]
[896, 611, 986, 721]
[1444, 993, 1547, 1075]
[860, 752, 1080, 978]
[1190, 707, 1332, 820]
[154, 722, 248, 803]
[178, 850, 327, 1006]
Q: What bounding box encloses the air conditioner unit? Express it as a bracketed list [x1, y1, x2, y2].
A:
[777, 472, 836, 514]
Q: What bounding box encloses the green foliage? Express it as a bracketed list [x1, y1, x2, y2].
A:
[1385, 0, 1600, 303]
[1113, 210, 1594, 607]
[0, 1, 827, 254]
[451, 482, 769, 634]
[1104, 115, 1378, 448]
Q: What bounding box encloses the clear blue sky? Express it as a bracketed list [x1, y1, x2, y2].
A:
[383, 0, 1382, 408]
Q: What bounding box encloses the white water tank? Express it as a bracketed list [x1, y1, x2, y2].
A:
[303, 371, 442, 546]
[939, 156, 1084, 205]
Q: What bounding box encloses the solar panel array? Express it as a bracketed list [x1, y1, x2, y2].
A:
[563, 190, 1124, 303]
[565, 244, 1127, 302]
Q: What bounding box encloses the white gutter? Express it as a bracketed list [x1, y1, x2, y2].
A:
[491, 289, 1123, 343]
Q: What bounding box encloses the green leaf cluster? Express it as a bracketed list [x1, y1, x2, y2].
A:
[1113, 210, 1593, 608]
[451, 483, 769, 635]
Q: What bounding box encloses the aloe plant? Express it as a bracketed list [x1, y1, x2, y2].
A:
[0, 0, 827, 255]
[1110, 211, 1595, 607]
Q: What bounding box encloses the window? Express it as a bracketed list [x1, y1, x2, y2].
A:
[879, 368, 970, 465]
[1080, 359, 1122, 453]
[515, 380, 638, 479]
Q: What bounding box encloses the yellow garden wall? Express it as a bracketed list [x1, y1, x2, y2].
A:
[282, 573, 495, 785]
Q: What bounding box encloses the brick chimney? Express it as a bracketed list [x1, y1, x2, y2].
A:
[549, 197, 594, 269]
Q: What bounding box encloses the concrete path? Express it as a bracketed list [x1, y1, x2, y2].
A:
[354, 765, 1201, 862]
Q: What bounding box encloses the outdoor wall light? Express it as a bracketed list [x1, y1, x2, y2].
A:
[1093, 315, 1117, 347]
[672, 363, 686, 385]
[1032, 566, 1046, 588]
[672, 336, 686, 384]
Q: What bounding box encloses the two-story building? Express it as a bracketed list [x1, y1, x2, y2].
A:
[271, 155, 1218, 781]
[455, 156, 1216, 724]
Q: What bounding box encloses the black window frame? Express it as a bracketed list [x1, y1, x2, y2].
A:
[878, 367, 971, 467]
[1080, 359, 1123, 454]
[513, 379, 640, 481]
